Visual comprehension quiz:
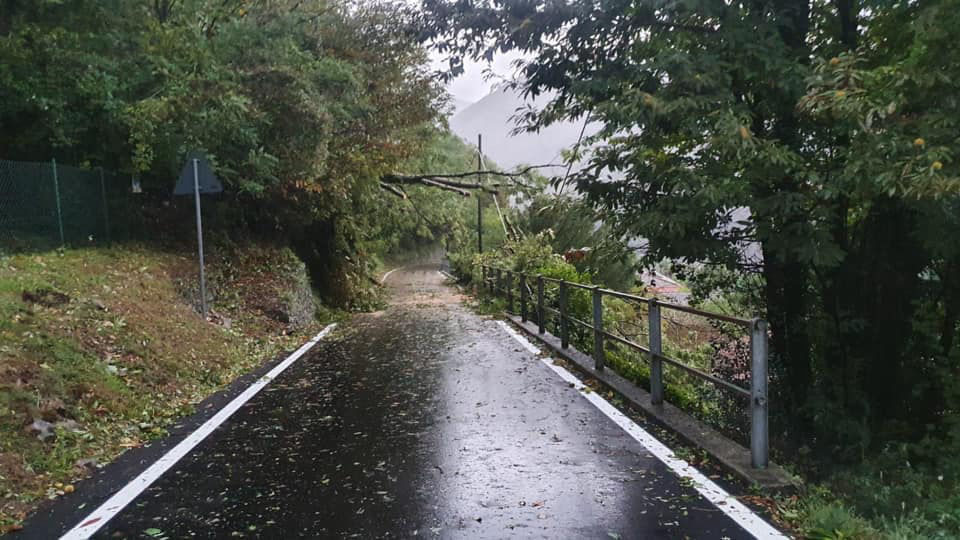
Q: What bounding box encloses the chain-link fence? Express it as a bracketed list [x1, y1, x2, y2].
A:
[0, 159, 134, 253]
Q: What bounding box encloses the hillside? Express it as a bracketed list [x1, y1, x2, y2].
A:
[449, 85, 600, 177]
[0, 242, 336, 531]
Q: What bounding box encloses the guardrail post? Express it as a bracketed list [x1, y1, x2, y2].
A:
[750, 319, 769, 469]
[559, 281, 569, 348]
[593, 287, 604, 371]
[507, 271, 515, 313]
[649, 299, 663, 405]
[536, 276, 545, 334]
[481, 265, 486, 293]
[520, 274, 528, 321]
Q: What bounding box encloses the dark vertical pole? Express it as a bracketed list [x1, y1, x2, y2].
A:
[507, 271, 514, 313]
[593, 287, 604, 371]
[520, 274, 528, 322]
[51, 158, 64, 246]
[559, 281, 569, 348]
[750, 319, 769, 468]
[99, 167, 110, 243]
[477, 134, 483, 254]
[537, 276, 545, 334]
[193, 159, 208, 319]
[649, 299, 663, 405]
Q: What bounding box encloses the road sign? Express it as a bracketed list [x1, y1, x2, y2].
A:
[173, 152, 221, 319]
[174, 152, 222, 195]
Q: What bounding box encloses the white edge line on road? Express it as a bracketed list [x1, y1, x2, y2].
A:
[495, 320, 787, 540]
[381, 267, 401, 284]
[60, 323, 338, 540]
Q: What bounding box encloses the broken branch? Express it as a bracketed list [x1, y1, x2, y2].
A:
[379, 181, 407, 199]
[420, 178, 471, 197]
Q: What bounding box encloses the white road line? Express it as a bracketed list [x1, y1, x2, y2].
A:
[380, 267, 401, 284]
[60, 323, 338, 540]
[495, 320, 787, 540]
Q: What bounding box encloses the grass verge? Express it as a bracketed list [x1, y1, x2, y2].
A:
[0, 242, 342, 533]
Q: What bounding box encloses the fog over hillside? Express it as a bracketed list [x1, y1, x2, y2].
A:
[447, 97, 473, 117]
[449, 85, 599, 178]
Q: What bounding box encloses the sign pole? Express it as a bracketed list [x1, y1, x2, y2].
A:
[174, 151, 220, 319]
[477, 133, 483, 254]
[193, 158, 208, 319]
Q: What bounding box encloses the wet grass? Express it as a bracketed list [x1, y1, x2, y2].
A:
[0, 243, 340, 532]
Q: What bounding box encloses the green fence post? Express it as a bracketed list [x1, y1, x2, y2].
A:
[51, 159, 64, 246]
[99, 167, 111, 243]
[520, 274, 528, 322]
[649, 299, 663, 405]
[537, 276, 545, 334]
[593, 286, 604, 371]
[559, 281, 569, 348]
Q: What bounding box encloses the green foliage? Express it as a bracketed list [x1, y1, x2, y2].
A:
[424, 3, 960, 534]
[0, 0, 446, 305]
[470, 233, 590, 316]
[373, 129, 483, 261]
[475, 233, 564, 276]
[685, 265, 765, 319]
[801, 500, 876, 540]
[517, 195, 639, 291]
[825, 432, 960, 537]
[422, 0, 960, 473]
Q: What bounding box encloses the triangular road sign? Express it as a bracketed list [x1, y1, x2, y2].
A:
[174, 151, 223, 195]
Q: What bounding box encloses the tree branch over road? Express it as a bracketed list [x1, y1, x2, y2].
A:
[379, 163, 558, 195]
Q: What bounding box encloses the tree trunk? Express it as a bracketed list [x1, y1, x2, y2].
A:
[762, 245, 812, 433]
[852, 199, 926, 431]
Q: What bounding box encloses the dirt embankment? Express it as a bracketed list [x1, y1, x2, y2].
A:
[0, 242, 332, 532]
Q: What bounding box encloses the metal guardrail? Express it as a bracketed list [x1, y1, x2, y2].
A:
[480, 264, 770, 469]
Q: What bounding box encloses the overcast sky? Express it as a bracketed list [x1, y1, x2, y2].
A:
[428, 49, 528, 104]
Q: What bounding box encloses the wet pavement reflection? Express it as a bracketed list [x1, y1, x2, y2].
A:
[95, 264, 753, 539]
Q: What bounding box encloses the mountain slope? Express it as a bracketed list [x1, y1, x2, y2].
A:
[450, 86, 599, 177]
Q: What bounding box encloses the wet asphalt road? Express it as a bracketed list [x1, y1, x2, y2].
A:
[84, 264, 755, 539]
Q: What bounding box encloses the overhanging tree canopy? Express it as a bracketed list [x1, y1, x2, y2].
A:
[420, 0, 960, 446]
